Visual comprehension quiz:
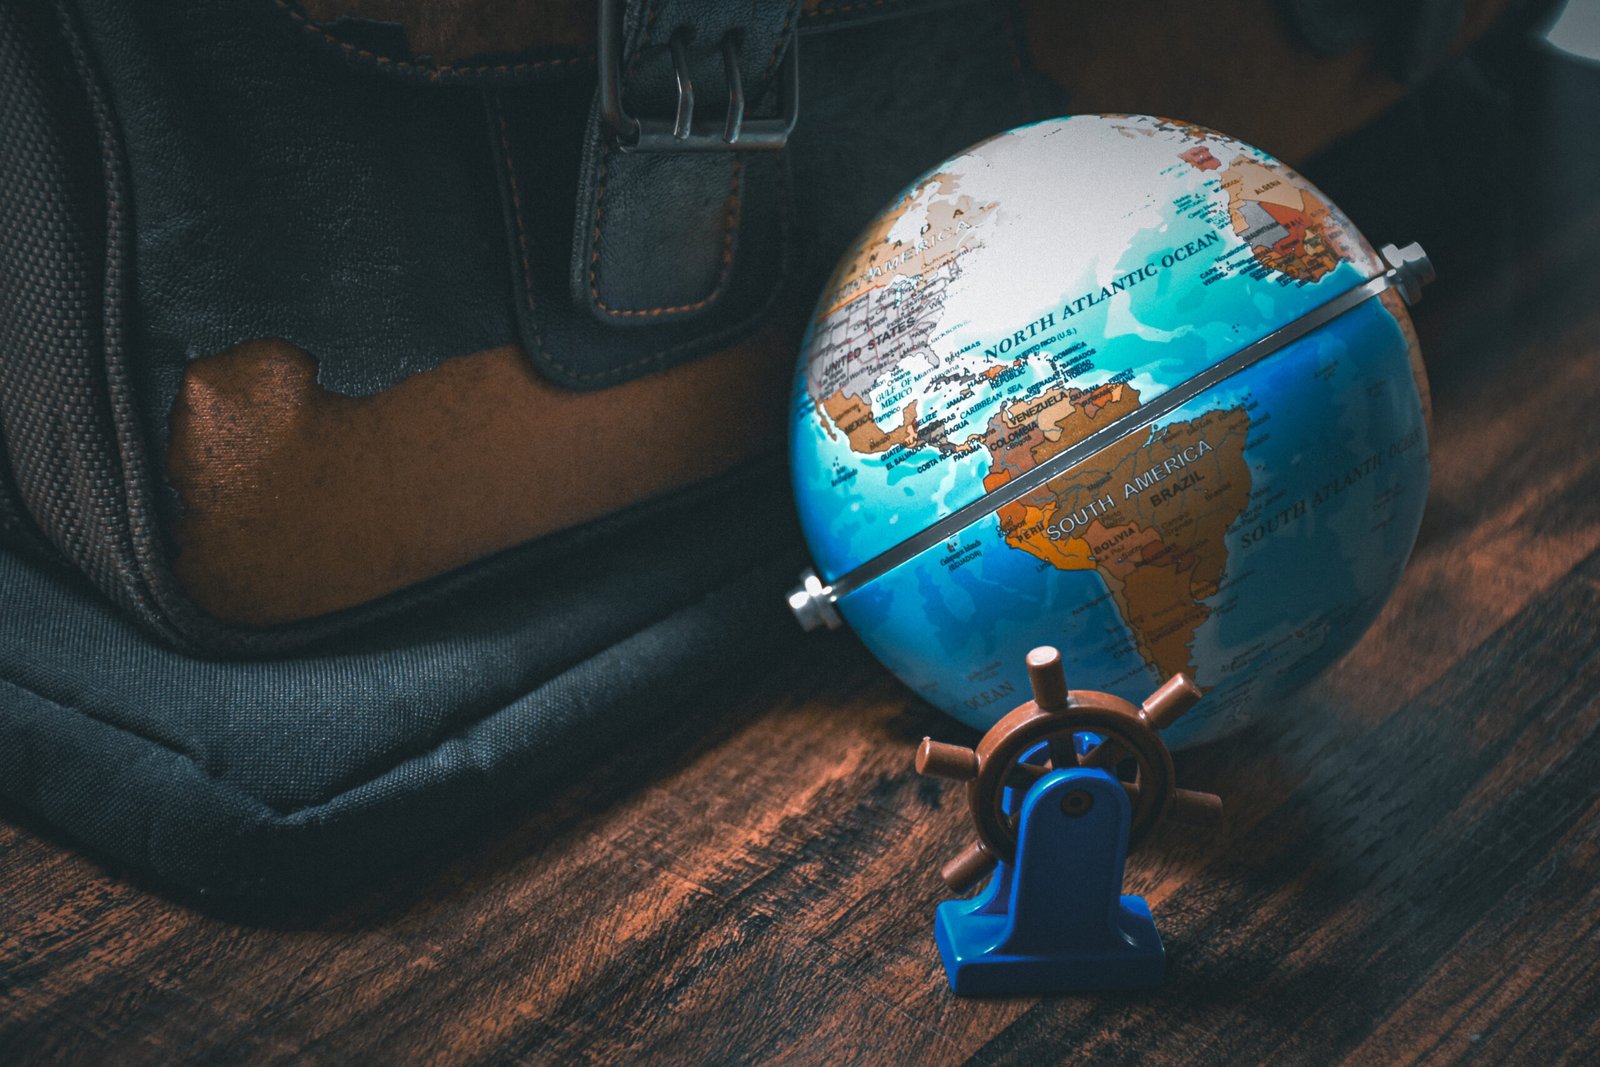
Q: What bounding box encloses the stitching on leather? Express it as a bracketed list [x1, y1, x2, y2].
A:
[586, 151, 743, 318]
[494, 103, 558, 372]
[502, 0, 793, 383]
[503, 98, 746, 381]
[586, 0, 741, 318]
[502, 98, 754, 384]
[586, 0, 786, 320]
[273, 0, 593, 82]
[763, 0, 800, 78]
[632, 0, 665, 72]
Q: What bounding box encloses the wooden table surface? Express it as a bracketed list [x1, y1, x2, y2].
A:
[5, 50, 1600, 1067]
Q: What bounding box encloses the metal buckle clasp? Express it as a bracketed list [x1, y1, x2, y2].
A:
[598, 0, 799, 152]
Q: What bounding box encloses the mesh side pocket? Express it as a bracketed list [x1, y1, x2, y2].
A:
[0, 2, 171, 636]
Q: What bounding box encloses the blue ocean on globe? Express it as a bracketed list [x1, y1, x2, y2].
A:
[788, 115, 1431, 745]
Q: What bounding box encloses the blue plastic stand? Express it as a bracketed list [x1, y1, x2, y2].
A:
[934, 766, 1164, 995]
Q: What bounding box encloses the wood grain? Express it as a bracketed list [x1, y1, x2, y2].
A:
[5, 51, 1600, 1067]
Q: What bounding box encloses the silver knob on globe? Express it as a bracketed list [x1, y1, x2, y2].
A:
[787, 569, 843, 631]
[1380, 242, 1435, 306]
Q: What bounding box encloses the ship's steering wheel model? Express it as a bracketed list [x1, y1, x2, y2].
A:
[916, 646, 1224, 994]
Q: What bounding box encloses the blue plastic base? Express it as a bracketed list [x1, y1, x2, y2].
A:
[935, 893, 1164, 995]
[931, 766, 1166, 996]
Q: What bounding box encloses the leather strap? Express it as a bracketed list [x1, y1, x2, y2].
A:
[571, 0, 798, 326]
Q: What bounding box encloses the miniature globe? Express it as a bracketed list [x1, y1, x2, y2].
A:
[787, 114, 1433, 747]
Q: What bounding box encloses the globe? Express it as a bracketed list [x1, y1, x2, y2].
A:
[786, 114, 1433, 747]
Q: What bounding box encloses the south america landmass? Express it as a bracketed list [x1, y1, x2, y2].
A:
[974, 382, 1253, 684]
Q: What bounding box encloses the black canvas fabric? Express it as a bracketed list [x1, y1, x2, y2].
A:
[0, 0, 165, 638]
[0, 464, 805, 901]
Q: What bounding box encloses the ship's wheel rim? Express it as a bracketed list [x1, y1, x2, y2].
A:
[968, 701, 1175, 861]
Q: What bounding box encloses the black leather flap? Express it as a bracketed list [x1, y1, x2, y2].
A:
[491, 73, 791, 388]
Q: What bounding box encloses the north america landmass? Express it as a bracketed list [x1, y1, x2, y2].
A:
[808, 127, 1371, 458]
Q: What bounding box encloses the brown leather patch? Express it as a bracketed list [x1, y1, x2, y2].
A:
[168, 337, 789, 626]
